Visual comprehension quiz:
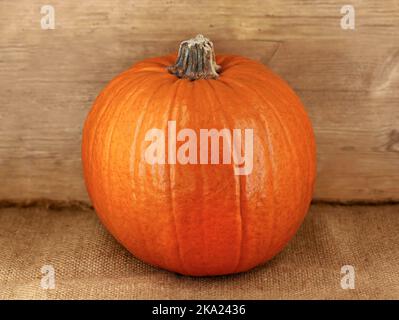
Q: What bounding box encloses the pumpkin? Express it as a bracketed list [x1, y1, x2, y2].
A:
[82, 35, 316, 276]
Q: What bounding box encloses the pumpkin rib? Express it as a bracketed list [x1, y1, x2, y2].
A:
[216, 76, 268, 271]
[277, 88, 316, 207]
[104, 85, 135, 232]
[222, 76, 283, 266]
[190, 80, 212, 274]
[213, 77, 248, 272]
[85, 74, 145, 235]
[164, 78, 189, 274]
[231, 67, 308, 222]
[195, 80, 224, 274]
[271, 85, 315, 224]
[107, 74, 169, 267]
[250, 70, 315, 227]
[144, 76, 184, 270]
[92, 74, 147, 240]
[224, 71, 314, 264]
[248, 77, 305, 247]
[127, 75, 180, 270]
[86, 75, 134, 174]
[212, 77, 262, 272]
[267, 80, 315, 239]
[254, 111, 278, 264]
[227, 73, 304, 264]
[204, 79, 244, 274]
[189, 79, 244, 275]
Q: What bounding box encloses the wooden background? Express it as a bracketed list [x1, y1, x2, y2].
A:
[0, 0, 398, 203]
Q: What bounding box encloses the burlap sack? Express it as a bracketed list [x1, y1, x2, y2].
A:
[0, 204, 398, 299]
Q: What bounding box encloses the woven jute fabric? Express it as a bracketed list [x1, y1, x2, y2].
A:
[0, 204, 398, 300]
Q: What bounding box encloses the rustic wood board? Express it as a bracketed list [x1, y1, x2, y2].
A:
[0, 0, 398, 202]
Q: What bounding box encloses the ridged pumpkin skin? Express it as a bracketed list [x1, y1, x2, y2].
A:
[82, 53, 316, 276]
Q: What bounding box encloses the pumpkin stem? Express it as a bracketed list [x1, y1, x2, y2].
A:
[167, 34, 221, 80]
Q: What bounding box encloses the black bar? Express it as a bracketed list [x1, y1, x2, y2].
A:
[0, 300, 396, 318]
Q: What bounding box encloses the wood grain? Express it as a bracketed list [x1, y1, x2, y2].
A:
[0, 0, 398, 202]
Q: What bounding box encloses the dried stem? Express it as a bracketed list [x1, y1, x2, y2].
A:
[167, 34, 221, 80]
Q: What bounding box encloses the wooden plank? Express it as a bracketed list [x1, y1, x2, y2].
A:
[0, 0, 398, 202]
[1, 0, 398, 41]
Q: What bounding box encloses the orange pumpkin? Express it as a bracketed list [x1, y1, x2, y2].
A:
[82, 35, 316, 276]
